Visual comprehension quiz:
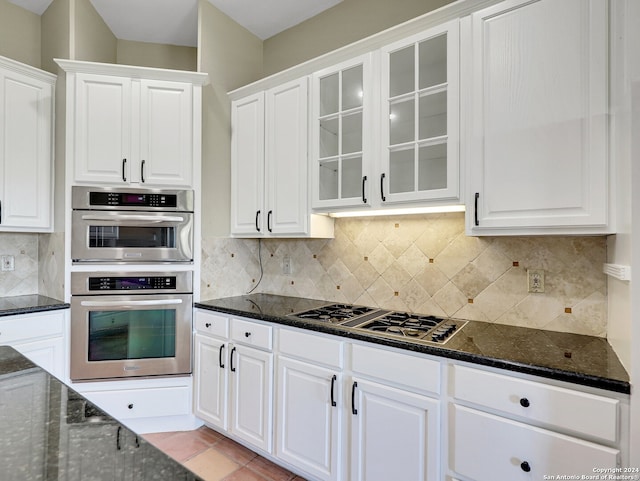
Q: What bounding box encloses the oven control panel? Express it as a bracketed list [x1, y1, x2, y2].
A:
[71, 271, 193, 295]
[88, 276, 178, 291]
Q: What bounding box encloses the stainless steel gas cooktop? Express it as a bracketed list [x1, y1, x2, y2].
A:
[289, 303, 466, 345]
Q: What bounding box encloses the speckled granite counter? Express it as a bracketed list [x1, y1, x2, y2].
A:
[196, 294, 630, 394]
[0, 295, 69, 317]
[0, 346, 202, 481]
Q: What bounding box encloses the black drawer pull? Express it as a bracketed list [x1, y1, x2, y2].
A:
[128, 403, 134, 409]
[205, 323, 211, 328]
[255, 210, 261, 232]
[245, 332, 251, 338]
[141, 159, 146, 183]
[519, 397, 530, 408]
[351, 381, 358, 415]
[122, 159, 127, 182]
[219, 344, 225, 369]
[380, 173, 386, 202]
[474, 192, 480, 226]
[116, 426, 122, 450]
[520, 461, 531, 472]
[267, 210, 273, 232]
[330, 375, 337, 407]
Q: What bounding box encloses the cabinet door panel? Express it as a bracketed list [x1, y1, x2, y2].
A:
[230, 346, 272, 452]
[1, 74, 53, 229]
[467, 0, 608, 233]
[194, 334, 228, 430]
[350, 378, 439, 481]
[74, 73, 131, 184]
[139, 79, 193, 186]
[265, 78, 308, 234]
[276, 356, 341, 481]
[231, 93, 265, 235]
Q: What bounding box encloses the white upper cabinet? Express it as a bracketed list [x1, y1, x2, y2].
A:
[311, 54, 374, 210]
[380, 20, 460, 205]
[0, 56, 55, 232]
[464, 0, 609, 235]
[230, 77, 334, 238]
[57, 60, 206, 188]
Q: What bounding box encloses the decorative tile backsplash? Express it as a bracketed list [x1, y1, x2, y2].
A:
[0, 233, 39, 297]
[201, 213, 608, 337]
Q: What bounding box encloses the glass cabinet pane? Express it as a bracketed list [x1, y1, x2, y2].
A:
[390, 100, 414, 145]
[389, 149, 415, 194]
[419, 34, 447, 90]
[419, 91, 447, 139]
[319, 117, 339, 158]
[319, 160, 339, 200]
[342, 156, 362, 199]
[342, 65, 363, 110]
[389, 45, 415, 97]
[342, 112, 362, 154]
[418, 143, 447, 191]
[320, 73, 339, 116]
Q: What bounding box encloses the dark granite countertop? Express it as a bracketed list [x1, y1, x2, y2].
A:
[196, 294, 630, 394]
[0, 345, 203, 481]
[0, 295, 69, 317]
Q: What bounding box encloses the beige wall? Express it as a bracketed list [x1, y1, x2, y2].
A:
[0, 0, 41, 68]
[117, 40, 197, 71]
[263, 0, 454, 76]
[41, 0, 70, 73]
[73, 0, 116, 63]
[198, 0, 263, 238]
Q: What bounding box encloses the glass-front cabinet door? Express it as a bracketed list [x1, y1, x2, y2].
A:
[380, 20, 459, 204]
[311, 54, 373, 209]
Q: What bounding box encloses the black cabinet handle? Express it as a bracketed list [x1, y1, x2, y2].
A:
[135, 436, 140, 448]
[267, 210, 273, 232]
[205, 323, 211, 328]
[351, 381, 358, 415]
[362, 176, 367, 204]
[230, 347, 236, 372]
[474, 192, 480, 226]
[141, 159, 146, 183]
[116, 426, 122, 450]
[255, 210, 261, 232]
[128, 403, 134, 409]
[520, 397, 530, 408]
[380, 173, 386, 202]
[520, 461, 531, 473]
[122, 158, 127, 182]
[219, 344, 225, 369]
[245, 332, 251, 338]
[330, 374, 337, 407]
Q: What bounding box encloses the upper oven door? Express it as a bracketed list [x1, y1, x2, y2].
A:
[71, 210, 193, 263]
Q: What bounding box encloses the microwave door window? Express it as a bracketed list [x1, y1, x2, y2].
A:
[88, 309, 177, 362]
[88, 225, 176, 248]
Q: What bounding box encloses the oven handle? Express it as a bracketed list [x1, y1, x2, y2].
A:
[80, 214, 186, 223]
[80, 299, 183, 307]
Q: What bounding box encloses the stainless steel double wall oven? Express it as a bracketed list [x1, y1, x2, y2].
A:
[70, 186, 195, 381]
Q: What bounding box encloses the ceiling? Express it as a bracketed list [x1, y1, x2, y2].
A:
[9, 0, 343, 46]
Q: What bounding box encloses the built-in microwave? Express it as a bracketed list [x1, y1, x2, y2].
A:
[71, 186, 193, 263]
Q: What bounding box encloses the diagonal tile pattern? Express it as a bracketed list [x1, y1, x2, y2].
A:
[201, 213, 608, 337]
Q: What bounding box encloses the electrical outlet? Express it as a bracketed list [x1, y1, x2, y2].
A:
[1, 255, 15, 272]
[282, 256, 292, 275]
[527, 269, 544, 293]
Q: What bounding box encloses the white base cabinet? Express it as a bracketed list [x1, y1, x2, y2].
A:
[0, 310, 67, 380]
[193, 310, 273, 453]
[350, 378, 439, 481]
[193, 311, 629, 481]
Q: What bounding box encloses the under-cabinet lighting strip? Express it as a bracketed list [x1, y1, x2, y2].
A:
[328, 204, 465, 218]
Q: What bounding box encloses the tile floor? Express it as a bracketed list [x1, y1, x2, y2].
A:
[143, 426, 308, 481]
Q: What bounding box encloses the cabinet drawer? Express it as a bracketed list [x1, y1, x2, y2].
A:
[351, 343, 440, 395]
[278, 328, 343, 368]
[452, 365, 619, 442]
[452, 405, 619, 481]
[0, 312, 64, 344]
[194, 310, 229, 338]
[83, 385, 191, 420]
[230, 318, 272, 350]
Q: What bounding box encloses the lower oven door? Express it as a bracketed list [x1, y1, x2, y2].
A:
[70, 294, 192, 381]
